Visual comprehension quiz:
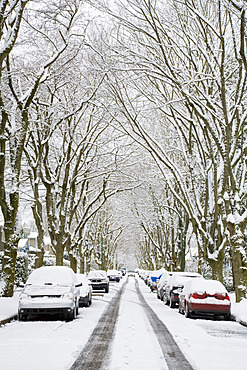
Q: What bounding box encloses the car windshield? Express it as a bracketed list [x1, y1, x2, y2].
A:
[88, 271, 106, 278]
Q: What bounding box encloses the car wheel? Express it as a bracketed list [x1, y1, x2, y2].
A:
[157, 293, 160, 300]
[85, 297, 90, 307]
[105, 285, 109, 293]
[170, 298, 176, 308]
[224, 313, 230, 321]
[66, 307, 76, 322]
[185, 304, 191, 318]
[18, 312, 27, 321]
[163, 294, 168, 305]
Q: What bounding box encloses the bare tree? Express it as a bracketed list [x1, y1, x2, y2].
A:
[88, 0, 247, 300]
[0, 0, 82, 296]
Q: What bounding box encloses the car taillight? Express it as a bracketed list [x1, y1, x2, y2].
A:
[191, 292, 207, 299]
[215, 293, 230, 301]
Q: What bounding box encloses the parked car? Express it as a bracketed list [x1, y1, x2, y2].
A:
[179, 279, 231, 320]
[163, 272, 203, 308]
[18, 266, 81, 321]
[157, 271, 173, 300]
[120, 267, 127, 276]
[149, 269, 167, 292]
[87, 270, 109, 293]
[128, 270, 136, 277]
[107, 269, 120, 282]
[76, 274, 93, 307]
[143, 271, 151, 284]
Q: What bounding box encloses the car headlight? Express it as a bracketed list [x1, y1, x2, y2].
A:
[19, 293, 30, 300]
[62, 292, 74, 301]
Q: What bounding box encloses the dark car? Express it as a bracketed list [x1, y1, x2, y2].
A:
[107, 269, 120, 282]
[163, 272, 203, 308]
[87, 270, 109, 293]
[179, 279, 231, 320]
[120, 267, 126, 276]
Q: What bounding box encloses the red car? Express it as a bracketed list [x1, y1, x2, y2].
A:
[179, 279, 231, 320]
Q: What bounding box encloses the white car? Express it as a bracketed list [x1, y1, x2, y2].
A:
[18, 266, 81, 321]
[87, 270, 109, 293]
[76, 274, 93, 307]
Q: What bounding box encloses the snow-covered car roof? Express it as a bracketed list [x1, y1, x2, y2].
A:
[167, 272, 203, 286]
[88, 270, 107, 278]
[107, 269, 118, 274]
[26, 266, 76, 286]
[182, 279, 228, 295]
[149, 268, 167, 277]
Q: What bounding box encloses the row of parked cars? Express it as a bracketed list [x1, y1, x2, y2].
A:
[18, 266, 125, 322]
[139, 269, 231, 320]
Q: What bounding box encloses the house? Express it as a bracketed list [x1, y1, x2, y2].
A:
[18, 238, 29, 253]
[44, 235, 55, 255]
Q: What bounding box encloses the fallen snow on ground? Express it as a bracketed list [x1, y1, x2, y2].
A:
[139, 280, 247, 370]
[109, 279, 168, 370]
[0, 284, 123, 370]
[230, 294, 247, 324]
[0, 291, 20, 321]
[0, 279, 247, 370]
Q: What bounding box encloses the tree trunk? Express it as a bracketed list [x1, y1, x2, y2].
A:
[55, 245, 64, 266]
[207, 256, 224, 282]
[34, 246, 45, 269]
[1, 222, 19, 296]
[228, 222, 247, 302]
[69, 254, 77, 272]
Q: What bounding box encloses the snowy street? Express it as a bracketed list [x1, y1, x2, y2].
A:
[0, 277, 247, 370]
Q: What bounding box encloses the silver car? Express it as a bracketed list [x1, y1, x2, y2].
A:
[76, 274, 93, 307]
[18, 266, 81, 321]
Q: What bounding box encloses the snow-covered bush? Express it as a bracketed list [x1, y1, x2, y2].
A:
[15, 254, 29, 285]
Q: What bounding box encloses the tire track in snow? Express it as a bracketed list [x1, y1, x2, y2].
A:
[70, 280, 127, 370]
[135, 279, 194, 370]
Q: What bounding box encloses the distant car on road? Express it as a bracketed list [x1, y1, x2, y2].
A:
[76, 274, 93, 307]
[179, 279, 231, 320]
[107, 269, 120, 282]
[18, 266, 81, 321]
[87, 270, 109, 293]
[120, 267, 127, 276]
[128, 270, 136, 277]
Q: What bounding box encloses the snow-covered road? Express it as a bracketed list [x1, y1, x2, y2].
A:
[0, 277, 247, 370]
[109, 279, 169, 370]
